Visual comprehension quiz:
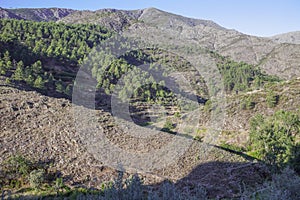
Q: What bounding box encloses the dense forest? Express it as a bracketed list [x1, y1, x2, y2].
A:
[0, 19, 111, 95]
[0, 19, 280, 102]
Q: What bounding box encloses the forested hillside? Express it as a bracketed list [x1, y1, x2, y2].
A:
[0, 19, 111, 96]
[0, 19, 280, 99]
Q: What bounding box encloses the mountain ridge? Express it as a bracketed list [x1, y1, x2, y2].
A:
[57, 7, 300, 79]
[1, 7, 300, 79]
[270, 31, 300, 44]
[0, 7, 75, 21]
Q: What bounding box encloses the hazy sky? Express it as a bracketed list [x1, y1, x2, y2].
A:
[1, 0, 299, 37]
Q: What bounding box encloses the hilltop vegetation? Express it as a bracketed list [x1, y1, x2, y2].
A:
[0, 19, 111, 95]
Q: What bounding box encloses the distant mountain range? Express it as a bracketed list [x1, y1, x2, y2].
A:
[1, 7, 299, 79]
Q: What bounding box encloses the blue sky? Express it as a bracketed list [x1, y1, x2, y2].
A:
[1, 0, 299, 37]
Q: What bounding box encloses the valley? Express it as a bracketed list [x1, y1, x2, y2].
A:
[0, 6, 300, 199]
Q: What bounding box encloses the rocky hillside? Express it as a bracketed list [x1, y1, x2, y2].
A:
[270, 31, 300, 44]
[0, 76, 270, 198]
[59, 8, 143, 32]
[60, 7, 300, 79]
[0, 7, 75, 21]
[0, 8, 23, 20]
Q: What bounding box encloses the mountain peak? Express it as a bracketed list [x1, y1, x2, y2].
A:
[138, 7, 225, 30]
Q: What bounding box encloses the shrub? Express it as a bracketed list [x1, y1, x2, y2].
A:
[6, 155, 31, 177]
[174, 111, 181, 118]
[29, 169, 45, 189]
[249, 111, 300, 170]
[193, 135, 204, 142]
[266, 90, 279, 108]
[204, 99, 212, 112]
[54, 177, 64, 195]
[219, 141, 246, 152]
[242, 168, 300, 199]
[162, 118, 175, 133]
[241, 97, 255, 110]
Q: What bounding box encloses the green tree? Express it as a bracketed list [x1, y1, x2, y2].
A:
[26, 74, 35, 86]
[249, 111, 300, 170]
[64, 84, 72, 96]
[6, 155, 31, 177]
[0, 59, 6, 75]
[33, 75, 45, 89]
[31, 60, 42, 74]
[55, 80, 64, 93]
[13, 61, 25, 81]
[241, 97, 255, 110]
[162, 118, 175, 134]
[3, 51, 12, 69]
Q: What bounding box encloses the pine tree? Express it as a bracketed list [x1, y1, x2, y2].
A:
[0, 59, 6, 75]
[3, 51, 12, 71]
[33, 75, 44, 89]
[55, 80, 64, 93]
[31, 60, 42, 74]
[26, 74, 35, 86]
[13, 61, 25, 81]
[64, 84, 72, 96]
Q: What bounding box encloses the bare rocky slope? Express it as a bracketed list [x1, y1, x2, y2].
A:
[1, 77, 300, 198]
[0, 76, 272, 198]
[270, 31, 300, 44]
[59, 7, 300, 79]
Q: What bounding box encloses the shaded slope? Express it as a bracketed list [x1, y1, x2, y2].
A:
[0, 76, 268, 198]
[0, 7, 23, 20]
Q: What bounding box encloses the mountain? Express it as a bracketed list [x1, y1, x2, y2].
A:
[58, 7, 300, 79]
[59, 8, 143, 32]
[1, 7, 300, 199]
[2, 7, 299, 79]
[270, 31, 300, 44]
[1, 7, 75, 21]
[0, 7, 23, 20]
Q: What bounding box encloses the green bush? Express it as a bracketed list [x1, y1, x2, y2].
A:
[249, 110, 300, 170]
[204, 99, 212, 112]
[162, 118, 175, 133]
[6, 155, 31, 177]
[219, 141, 246, 152]
[29, 169, 45, 189]
[241, 97, 255, 110]
[266, 90, 279, 108]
